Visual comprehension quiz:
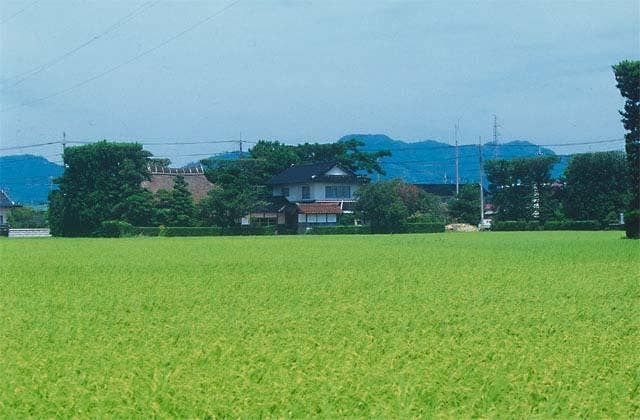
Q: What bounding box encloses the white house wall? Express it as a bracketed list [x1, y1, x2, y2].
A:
[273, 182, 359, 201]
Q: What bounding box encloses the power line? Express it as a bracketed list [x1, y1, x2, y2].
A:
[0, 0, 40, 25]
[1, 1, 159, 88]
[0, 140, 61, 152]
[0, 0, 241, 112]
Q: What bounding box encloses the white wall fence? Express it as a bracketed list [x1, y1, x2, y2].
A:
[8, 228, 51, 238]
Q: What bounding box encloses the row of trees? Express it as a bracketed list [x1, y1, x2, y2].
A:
[477, 152, 629, 226]
[48, 139, 392, 236]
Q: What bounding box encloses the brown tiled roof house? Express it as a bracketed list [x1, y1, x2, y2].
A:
[141, 166, 214, 203]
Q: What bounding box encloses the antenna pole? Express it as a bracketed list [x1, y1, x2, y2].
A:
[455, 121, 460, 195]
[493, 115, 499, 159]
[479, 136, 485, 225]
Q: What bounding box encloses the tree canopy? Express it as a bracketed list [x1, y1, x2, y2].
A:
[49, 141, 151, 236]
[246, 139, 391, 182]
[484, 156, 559, 222]
[448, 184, 481, 225]
[563, 152, 629, 223]
[613, 60, 640, 238]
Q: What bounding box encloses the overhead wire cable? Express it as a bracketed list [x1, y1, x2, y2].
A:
[1, 0, 159, 88]
[0, 0, 241, 112]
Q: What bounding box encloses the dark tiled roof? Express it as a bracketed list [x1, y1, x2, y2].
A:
[0, 190, 18, 208]
[268, 162, 356, 185]
[297, 202, 343, 214]
[414, 184, 458, 197]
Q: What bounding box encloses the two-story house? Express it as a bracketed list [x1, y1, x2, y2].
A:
[250, 162, 367, 232]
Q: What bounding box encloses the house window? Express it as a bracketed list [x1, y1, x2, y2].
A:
[281, 187, 289, 197]
[325, 185, 350, 199]
[301, 185, 310, 200]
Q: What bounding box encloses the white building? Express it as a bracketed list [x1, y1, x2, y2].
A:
[256, 162, 367, 232]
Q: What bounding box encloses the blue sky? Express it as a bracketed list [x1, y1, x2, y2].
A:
[1, 0, 638, 164]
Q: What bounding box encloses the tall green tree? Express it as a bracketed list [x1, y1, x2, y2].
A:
[198, 160, 267, 227]
[48, 141, 151, 236]
[563, 152, 629, 223]
[484, 156, 559, 222]
[355, 180, 408, 233]
[613, 60, 640, 238]
[152, 176, 196, 226]
[245, 139, 392, 183]
[395, 182, 444, 222]
[448, 184, 481, 225]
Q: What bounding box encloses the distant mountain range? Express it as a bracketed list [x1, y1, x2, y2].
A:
[1, 136, 569, 205]
[339, 134, 569, 183]
[0, 155, 63, 205]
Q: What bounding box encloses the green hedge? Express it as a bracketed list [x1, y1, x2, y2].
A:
[308, 226, 372, 235]
[492, 221, 542, 231]
[544, 220, 601, 231]
[398, 223, 446, 233]
[308, 223, 445, 235]
[221, 226, 276, 236]
[492, 220, 603, 231]
[135, 227, 161, 236]
[96, 221, 136, 237]
[163, 227, 223, 237]
[132, 226, 277, 237]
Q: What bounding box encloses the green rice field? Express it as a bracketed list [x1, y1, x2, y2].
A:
[1, 232, 639, 417]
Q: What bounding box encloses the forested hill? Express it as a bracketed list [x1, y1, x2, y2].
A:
[0, 155, 63, 205]
[339, 134, 569, 183]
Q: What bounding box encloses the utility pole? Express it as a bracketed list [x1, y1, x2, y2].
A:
[492, 115, 500, 159]
[455, 121, 460, 195]
[478, 136, 485, 224]
[239, 132, 243, 158]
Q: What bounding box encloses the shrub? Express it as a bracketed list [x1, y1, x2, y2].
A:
[544, 220, 601, 231]
[339, 213, 357, 226]
[492, 221, 542, 231]
[625, 210, 640, 239]
[95, 220, 135, 237]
